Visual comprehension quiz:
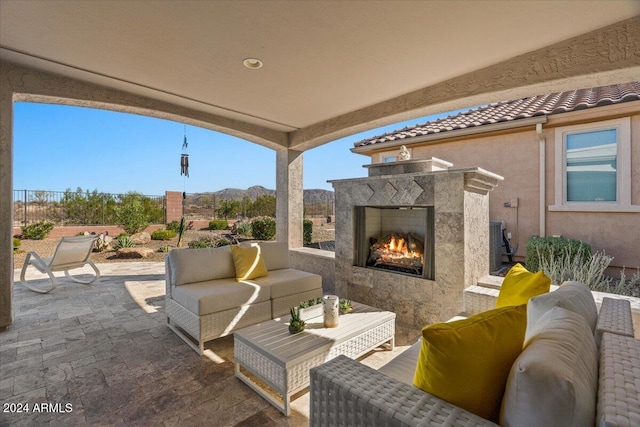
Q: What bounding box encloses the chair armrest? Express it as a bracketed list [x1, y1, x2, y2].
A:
[309, 355, 498, 427]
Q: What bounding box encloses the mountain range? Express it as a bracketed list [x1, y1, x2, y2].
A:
[186, 186, 333, 204]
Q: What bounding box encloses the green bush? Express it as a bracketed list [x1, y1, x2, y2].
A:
[303, 219, 313, 245]
[208, 219, 229, 230]
[22, 220, 54, 240]
[251, 217, 276, 241]
[151, 229, 177, 240]
[525, 236, 591, 273]
[113, 192, 149, 234]
[114, 235, 135, 250]
[188, 237, 231, 249]
[166, 220, 181, 232]
[13, 237, 21, 252]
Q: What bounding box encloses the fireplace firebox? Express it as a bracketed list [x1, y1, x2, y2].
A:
[355, 206, 434, 279]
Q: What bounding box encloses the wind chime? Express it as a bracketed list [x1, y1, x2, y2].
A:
[177, 127, 189, 247]
[180, 132, 189, 177]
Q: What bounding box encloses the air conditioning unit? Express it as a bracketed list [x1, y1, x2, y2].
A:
[489, 221, 502, 272]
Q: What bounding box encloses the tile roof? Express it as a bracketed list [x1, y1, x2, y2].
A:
[354, 81, 640, 148]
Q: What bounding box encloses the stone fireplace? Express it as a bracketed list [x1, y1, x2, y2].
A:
[330, 158, 502, 331]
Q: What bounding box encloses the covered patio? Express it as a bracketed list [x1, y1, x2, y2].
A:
[1, 2, 640, 425]
[1, 261, 407, 425]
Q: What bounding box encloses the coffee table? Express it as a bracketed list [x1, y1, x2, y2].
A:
[233, 302, 395, 416]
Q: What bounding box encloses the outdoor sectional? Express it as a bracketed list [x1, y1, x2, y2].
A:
[310, 283, 639, 427]
[165, 241, 322, 354]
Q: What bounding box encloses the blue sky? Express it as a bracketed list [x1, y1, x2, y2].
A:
[13, 102, 465, 196]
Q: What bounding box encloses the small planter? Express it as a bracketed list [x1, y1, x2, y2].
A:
[299, 304, 323, 322]
[288, 324, 305, 334]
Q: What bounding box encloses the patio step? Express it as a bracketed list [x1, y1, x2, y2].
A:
[477, 275, 503, 290]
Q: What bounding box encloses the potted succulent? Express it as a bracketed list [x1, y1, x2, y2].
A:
[298, 297, 323, 321]
[339, 299, 354, 315]
[288, 307, 306, 334]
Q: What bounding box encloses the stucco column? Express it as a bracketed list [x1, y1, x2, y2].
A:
[0, 87, 13, 328]
[276, 148, 303, 248]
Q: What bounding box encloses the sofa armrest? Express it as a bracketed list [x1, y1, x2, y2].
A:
[597, 332, 640, 426]
[595, 297, 635, 347]
[309, 355, 498, 427]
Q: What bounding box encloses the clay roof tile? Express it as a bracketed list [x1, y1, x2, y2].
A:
[354, 82, 640, 148]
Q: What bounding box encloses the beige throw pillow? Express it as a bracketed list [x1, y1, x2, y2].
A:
[500, 306, 598, 427]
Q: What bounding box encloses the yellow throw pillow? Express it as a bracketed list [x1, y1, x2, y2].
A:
[231, 245, 268, 281]
[413, 304, 527, 422]
[496, 263, 550, 308]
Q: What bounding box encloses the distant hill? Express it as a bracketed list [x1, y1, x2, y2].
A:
[186, 186, 333, 204]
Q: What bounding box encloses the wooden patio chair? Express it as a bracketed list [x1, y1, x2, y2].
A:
[19, 235, 101, 293]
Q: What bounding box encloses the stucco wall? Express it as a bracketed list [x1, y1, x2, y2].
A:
[372, 106, 640, 270]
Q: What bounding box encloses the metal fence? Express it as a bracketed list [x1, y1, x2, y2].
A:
[13, 189, 165, 227]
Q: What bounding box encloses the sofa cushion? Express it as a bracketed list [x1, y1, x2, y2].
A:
[413, 304, 527, 422]
[496, 263, 550, 308]
[526, 281, 597, 339]
[168, 246, 236, 286]
[250, 268, 322, 299]
[379, 339, 422, 385]
[500, 306, 598, 427]
[171, 278, 271, 316]
[257, 241, 290, 270]
[231, 245, 269, 281]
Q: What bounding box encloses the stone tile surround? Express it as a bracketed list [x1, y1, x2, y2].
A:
[330, 159, 502, 331]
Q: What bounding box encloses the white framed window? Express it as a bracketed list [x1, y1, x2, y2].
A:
[550, 117, 639, 212]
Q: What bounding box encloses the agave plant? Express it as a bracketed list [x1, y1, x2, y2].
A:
[114, 235, 135, 250]
[288, 307, 306, 334]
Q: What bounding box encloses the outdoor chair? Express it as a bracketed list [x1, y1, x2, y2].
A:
[19, 235, 100, 293]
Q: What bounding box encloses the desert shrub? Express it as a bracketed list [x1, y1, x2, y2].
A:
[22, 220, 54, 240]
[114, 235, 135, 250]
[525, 236, 591, 273]
[537, 246, 640, 297]
[13, 237, 21, 252]
[251, 217, 276, 241]
[113, 192, 149, 234]
[232, 220, 252, 237]
[158, 245, 171, 253]
[188, 237, 231, 249]
[117, 232, 128, 238]
[303, 219, 313, 245]
[166, 220, 181, 232]
[208, 219, 229, 230]
[151, 229, 176, 240]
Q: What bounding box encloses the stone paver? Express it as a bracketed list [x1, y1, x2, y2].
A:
[1, 262, 412, 426]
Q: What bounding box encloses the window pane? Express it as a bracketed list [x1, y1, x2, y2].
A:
[566, 129, 617, 202]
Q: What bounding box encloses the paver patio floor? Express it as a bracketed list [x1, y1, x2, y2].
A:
[1, 262, 414, 426]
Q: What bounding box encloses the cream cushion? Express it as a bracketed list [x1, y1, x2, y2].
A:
[171, 279, 271, 315]
[168, 246, 236, 286]
[526, 281, 597, 339]
[500, 306, 598, 427]
[256, 241, 290, 270]
[250, 269, 322, 299]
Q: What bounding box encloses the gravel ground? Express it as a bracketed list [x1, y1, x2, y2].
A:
[13, 224, 336, 270]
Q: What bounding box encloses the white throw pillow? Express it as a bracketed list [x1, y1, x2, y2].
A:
[500, 306, 598, 427]
[526, 281, 597, 340]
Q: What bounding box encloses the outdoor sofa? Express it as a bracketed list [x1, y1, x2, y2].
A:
[310, 282, 639, 427]
[166, 241, 322, 354]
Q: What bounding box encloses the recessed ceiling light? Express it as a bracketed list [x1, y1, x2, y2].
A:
[243, 58, 263, 69]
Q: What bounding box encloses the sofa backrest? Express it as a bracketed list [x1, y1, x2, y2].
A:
[167, 245, 236, 286]
[256, 241, 290, 270]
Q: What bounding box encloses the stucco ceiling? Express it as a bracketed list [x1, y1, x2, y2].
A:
[1, 1, 639, 149]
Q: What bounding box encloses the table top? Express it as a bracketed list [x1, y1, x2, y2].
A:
[234, 302, 395, 366]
